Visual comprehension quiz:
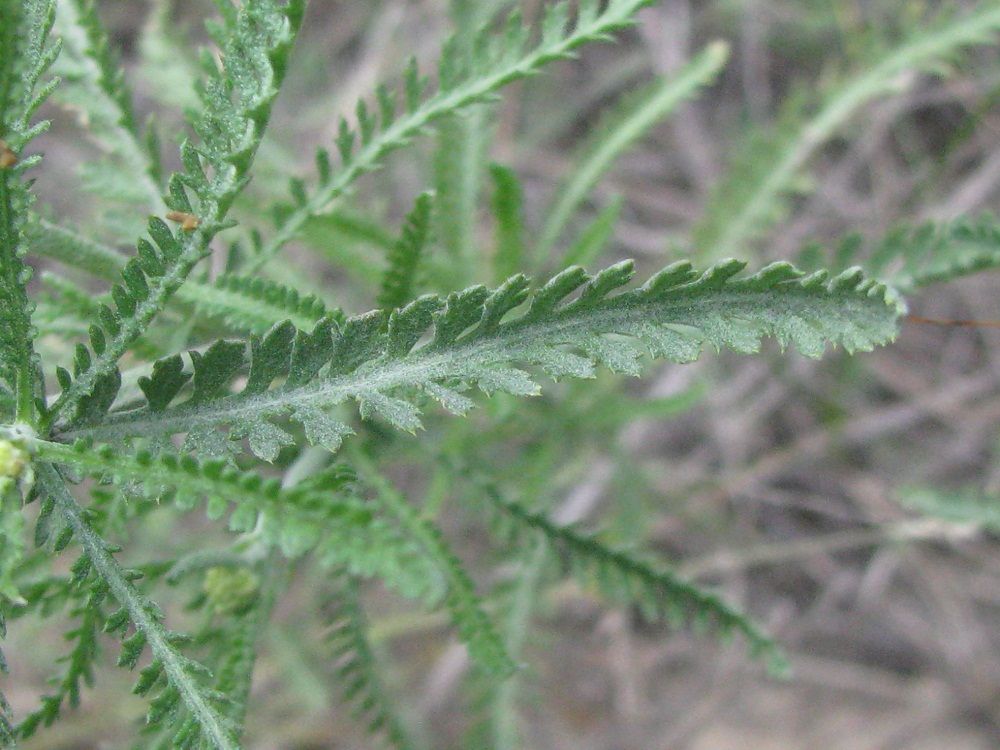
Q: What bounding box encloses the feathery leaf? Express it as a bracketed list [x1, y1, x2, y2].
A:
[489, 163, 526, 284]
[44, 0, 305, 431]
[481, 484, 788, 674]
[31, 438, 443, 602]
[17, 570, 104, 739]
[800, 214, 1000, 293]
[535, 40, 729, 265]
[323, 574, 419, 750]
[52, 0, 163, 222]
[695, 5, 1000, 261]
[195, 274, 341, 334]
[29, 219, 338, 335]
[0, 0, 59, 424]
[59, 259, 903, 460]
[378, 192, 434, 311]
[363, 470, 514, 677]
[35, 464, 238, 750]
[246, 0, 660, 272]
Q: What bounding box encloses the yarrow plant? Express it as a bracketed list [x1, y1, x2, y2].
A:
[3, 0, 1000, 747]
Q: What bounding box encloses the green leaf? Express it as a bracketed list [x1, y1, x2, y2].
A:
[245, 0, 662, 273]
[17, 564, 103, 740]
[52, 0, 163, 225]
[35, 464, 238, 750]
[378, 192, 434, 310]
[535, 40, 729, 266]
[44, 0, 305, 431]
[489, 163, 526, 284]
[803, 215, 1000, 294]
[198, 274, 339, 333]
[31, 439, 443, 603]
[0, 0, 59, 424]
[363, 469, 514, 677]
[28, 219, 339, 335]
[694, 5, 1000, 261]
[323, 574, 419, 750]
[61, 259, 903, 458]
[480, 484, 788, 674]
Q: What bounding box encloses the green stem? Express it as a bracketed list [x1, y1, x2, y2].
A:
[243, 0, 656, 274]
[37, 463, 237, 750]
[0, 172, 34, 425]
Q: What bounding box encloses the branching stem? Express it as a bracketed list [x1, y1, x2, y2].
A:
[36, 464, 237, 750]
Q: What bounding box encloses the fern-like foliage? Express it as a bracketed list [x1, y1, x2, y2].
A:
[694, 5, 1000, 261]
[17, 559, 104, 739]
[1, 0, 972, 744]
[378, 192, 434, 310]
[245, 0, 660, 271]
[26, 217, 128, 281]
[0, 0, 59, 424]
[28, 218, 338, 335]
[0, 2, 58, 732]
[362, 469, 514, 676]
[430, 1, 508, 284]
[480, 484, 788, 673]
[195, 274, 340, 334]
[57, 260, 902, 459]
[34, 464, 239, 750]
[488, 164, 527, 284]
[43, 0, 305, 431]
[534, 40, 729, 266]
[0, 448, 27, 605]
[52, 0, 163, 223]
[323, 574, 418, 750]
[146, 559, 279, 748]
[799, 215, 1000, 294]
[205, 596, 267, 737]
[28, 438, 441, 601]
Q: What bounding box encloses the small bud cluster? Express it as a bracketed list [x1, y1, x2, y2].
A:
[0, 439, 30, 499]
[0, 440, 26, 480]
[203, 566, 261, 614]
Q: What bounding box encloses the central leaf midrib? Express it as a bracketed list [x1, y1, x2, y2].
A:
[57, 286, 886, 443]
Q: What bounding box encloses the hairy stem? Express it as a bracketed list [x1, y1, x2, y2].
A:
[244, 0, 655, 273]
[0, 171, 34, 424]
[36, 464, 237, 750]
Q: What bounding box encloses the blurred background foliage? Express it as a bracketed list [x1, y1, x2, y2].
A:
[12, 0, 1000, 747]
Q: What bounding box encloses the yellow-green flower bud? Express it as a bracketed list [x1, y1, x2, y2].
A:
[203, 566, 260, 614]
[0, 440, 27, 480]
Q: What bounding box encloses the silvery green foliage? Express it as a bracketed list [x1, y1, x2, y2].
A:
[0, 0, 59, 424]
[694, 5, 1000, 262]
[798, 214, 1000, 294]
[45, 0, 305, 431]
[0, 0, 946, 747]
[52, 0, 163, 237]
[378, 192, 434, 310]
[0, 1, 309, 746]
[247, 0, 663, 270]
[481, 485, 789, 672]
[25, 218, 340, 334]
[58, 259, 902, 460]
[0, 0, 59, 741]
